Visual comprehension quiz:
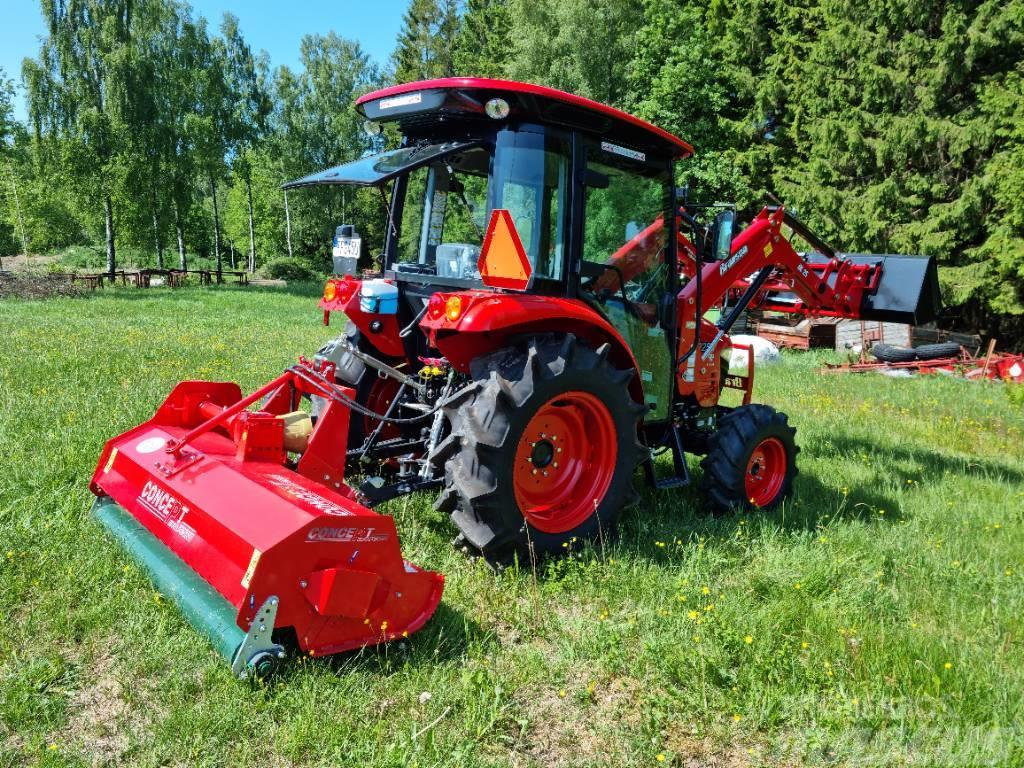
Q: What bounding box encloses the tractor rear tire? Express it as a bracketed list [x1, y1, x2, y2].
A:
[699, 404, 798, 511]
[431, 334, 646, 565]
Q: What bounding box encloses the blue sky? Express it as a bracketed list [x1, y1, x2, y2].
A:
[1, 0, 408, 122]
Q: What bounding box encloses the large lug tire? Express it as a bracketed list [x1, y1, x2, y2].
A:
[331, 323, 403, 449]
[699, 404, 798, 511]
[431, 334, 646, 564]
[870, 343, 917, 364]
[912, 341, 962, 360]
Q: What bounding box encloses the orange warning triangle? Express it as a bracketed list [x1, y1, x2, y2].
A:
[478, 209, 533, 291]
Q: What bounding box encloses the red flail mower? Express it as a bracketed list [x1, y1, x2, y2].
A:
[91, 78, 941, 676]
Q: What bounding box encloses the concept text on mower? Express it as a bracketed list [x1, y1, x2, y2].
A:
[91, 78, 941, 676]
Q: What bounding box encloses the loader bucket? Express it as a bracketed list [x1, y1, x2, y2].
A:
[806, 252, 942, 325]
[90, 372, 443, 676]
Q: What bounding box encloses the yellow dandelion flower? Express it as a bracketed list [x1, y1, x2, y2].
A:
[559, 689, 567, 698]
[794, 582, 801, 589]
[733, 713, 742, 722]
[944, 662, 952, 670]
[656, 754, 665, 763]
[688, 610, 699, 620]
[744, 635, 753, 644]
[702, 586, 711, 595]
[801, 641, 809, 649]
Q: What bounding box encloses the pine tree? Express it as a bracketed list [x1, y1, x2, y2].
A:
[452, 0, 512, 77]
[392, 0, 461, 83]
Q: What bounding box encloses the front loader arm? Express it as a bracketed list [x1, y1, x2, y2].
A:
[675, 206, 938, 406]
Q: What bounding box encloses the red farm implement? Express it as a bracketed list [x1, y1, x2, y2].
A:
[92, 78, 941, 676]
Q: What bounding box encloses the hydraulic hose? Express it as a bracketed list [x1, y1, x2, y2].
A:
[291, 365, 448, 426]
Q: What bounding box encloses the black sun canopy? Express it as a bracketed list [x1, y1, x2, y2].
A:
[282, 140, 480, 190]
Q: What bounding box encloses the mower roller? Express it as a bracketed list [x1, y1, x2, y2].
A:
[92, 78, 941, 674]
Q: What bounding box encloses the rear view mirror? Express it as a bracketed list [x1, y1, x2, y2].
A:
[707, 210, 735, 261]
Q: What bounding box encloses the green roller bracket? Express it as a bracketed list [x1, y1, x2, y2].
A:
[93, 496, 245, 665]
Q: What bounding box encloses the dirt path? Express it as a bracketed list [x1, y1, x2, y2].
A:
[0, 253, 61, 272]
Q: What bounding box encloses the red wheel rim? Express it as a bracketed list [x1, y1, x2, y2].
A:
[364, 376, 401, 441]
[745, 437, 787, 507]
[512, 391, 618, 534]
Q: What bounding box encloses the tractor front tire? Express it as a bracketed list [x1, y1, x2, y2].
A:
[699, 404, 798, 511]
[432, 335, 645, 564]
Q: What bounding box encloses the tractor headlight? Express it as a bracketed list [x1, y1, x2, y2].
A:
[445, 295, 463, 321]
[323, 282, 338, 302]
[485, 97, 510, 120]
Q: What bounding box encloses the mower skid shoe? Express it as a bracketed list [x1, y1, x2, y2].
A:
[90, 381, 443, 670]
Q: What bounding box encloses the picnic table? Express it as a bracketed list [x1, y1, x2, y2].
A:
[218, 270, 250, 285]
[69, 273, 101, 290]
[60, 267, 252, 290]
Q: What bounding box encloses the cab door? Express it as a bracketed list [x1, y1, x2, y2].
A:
[577, 140, 677, 421]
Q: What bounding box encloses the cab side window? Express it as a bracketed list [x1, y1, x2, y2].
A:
[581, 144, 670, 323]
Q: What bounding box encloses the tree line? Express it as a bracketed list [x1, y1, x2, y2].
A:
[0, 0, 1021, 338]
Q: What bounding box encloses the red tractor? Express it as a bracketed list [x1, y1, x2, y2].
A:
[90, 79, 940, 675]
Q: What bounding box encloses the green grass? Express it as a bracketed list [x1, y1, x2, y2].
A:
[1, 286, 1022, 767]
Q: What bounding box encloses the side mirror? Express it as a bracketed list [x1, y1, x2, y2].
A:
[658, 292, 677, 330]
[706, 210, 735, 261]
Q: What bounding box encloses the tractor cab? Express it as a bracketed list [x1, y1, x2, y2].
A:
[286, 78, 693, 420]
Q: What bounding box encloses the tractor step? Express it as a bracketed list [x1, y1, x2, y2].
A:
[643, 424, 691, 490]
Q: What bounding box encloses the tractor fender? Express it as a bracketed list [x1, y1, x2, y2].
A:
[420, 292, 645, 403]
[319, 278, 404, 358]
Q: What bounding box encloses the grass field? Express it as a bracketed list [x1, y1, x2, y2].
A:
[1, 286, 1022, 767]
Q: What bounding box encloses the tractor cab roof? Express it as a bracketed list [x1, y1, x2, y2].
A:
[356, 78, 694, 160]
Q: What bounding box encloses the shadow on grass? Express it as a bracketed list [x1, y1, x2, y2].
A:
[270, 602, 486, 685]
[826, 433, 1024, 486]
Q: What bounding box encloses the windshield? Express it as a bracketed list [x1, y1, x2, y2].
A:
[282, 140, 480, 189]
[390, 128, 569, 283]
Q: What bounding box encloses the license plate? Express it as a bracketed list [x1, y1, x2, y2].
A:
[333, 238, 361, 258]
